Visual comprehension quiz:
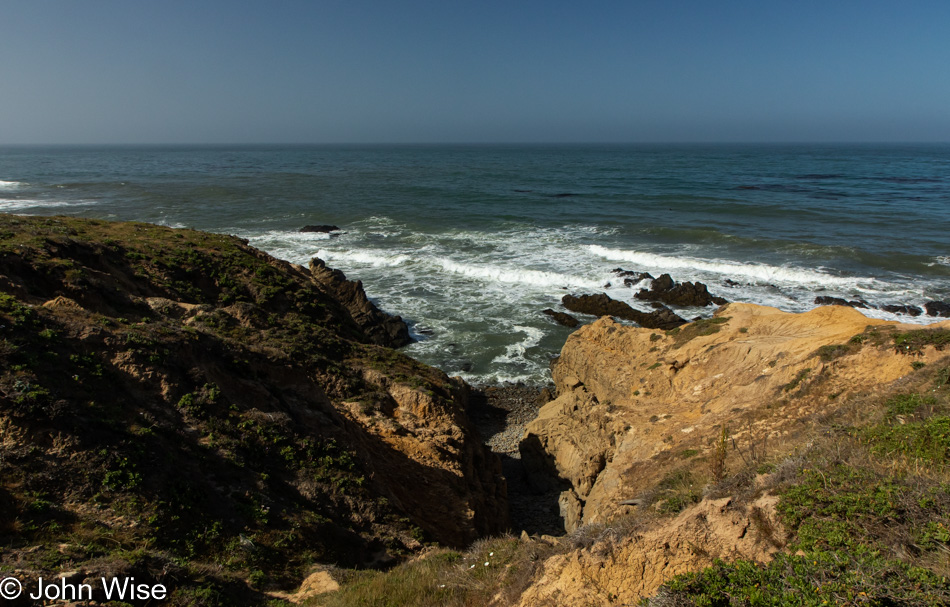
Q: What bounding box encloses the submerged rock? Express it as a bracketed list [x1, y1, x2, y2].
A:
[300, 224, 340, 233]
[542, 308, 581, 328]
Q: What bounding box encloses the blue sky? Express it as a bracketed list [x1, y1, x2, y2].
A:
[1, 1, 948, 144]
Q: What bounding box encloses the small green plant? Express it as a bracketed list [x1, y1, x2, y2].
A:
[893, 329, 950, 354]
[815, 343, 854, 362]
[782, 368, 811, 392]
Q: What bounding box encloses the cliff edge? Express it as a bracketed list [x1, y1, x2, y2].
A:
[0, 215, 507, 604]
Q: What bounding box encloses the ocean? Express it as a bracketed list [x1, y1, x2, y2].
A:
[2, 144, 949, 384]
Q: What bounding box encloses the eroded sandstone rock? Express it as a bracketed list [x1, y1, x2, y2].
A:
[521, 304, 950, 532]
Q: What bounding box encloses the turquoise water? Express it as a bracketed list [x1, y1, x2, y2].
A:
[2, 144, 949, 382]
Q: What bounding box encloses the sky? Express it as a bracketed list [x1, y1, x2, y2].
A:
[1, 1, 948, 144]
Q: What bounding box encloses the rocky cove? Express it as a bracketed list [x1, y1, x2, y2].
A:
[2, 214, 950, 606]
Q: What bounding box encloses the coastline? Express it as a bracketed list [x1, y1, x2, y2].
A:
[4, 143, 950, 385]
[2, 213, 950, 605]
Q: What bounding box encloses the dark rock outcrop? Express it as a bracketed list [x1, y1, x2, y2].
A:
[881, 304, 923, 317]
[814, 296, 870, 309]
[612, 268, 654, 286]
[925, 301, 950, 318]
[309, 257, 413, 348]
[635, 273, 727, 307]
[562, 293, 686, 330]
[300, 224, 340, 233]
[543, 308, 581, 328]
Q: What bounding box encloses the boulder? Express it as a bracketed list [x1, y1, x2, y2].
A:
[925, 301, 950, 317]
[542, 308, 581, 328]
[881, 304, 923, 317]
[300, 224, 340, 233]
[635, 273, 727, 307]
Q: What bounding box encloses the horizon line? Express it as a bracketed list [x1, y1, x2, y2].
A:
[2, 140, 950, 147]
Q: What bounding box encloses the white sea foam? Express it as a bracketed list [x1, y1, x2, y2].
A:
[929, 256, 950, 267]
[588, 245, 866, 287]
[437, 259, 601, 289]
[0, 198, 75, 211]
[492, 325, 545, 364]
[252, 229, 332, 243]
[0, 180, 24, 190]
[249, 223, 943, 385]
[316, 249, 413, 268]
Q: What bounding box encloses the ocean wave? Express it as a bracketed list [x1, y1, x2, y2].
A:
[930, 256, 950, 267]
[438, 259, 601, 289]
[492, 325, 545, 364]
[0, 180, 24, 190]
[588, 245, 865, 287]
[316, 249, 412, 267]
[252, 229, 332, 243]
[0, 198, 75, 211]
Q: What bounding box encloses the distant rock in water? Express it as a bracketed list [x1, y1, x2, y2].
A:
[925, 301, 950, 317]
[635, 273, 727, 307]
[562, 293, 686, 330]
[309, 257, 413, 348]
[814, 296, 870, 309]
[300, 224, 341, 233]
[612, 267, 654, 286]
[881, 304, 923, 317]
[542, 308, 581, 328]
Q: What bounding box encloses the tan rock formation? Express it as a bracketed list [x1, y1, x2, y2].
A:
[518, 494, 784, 606]
[522, 303, 950, 531]
[268, 567, 340, 604]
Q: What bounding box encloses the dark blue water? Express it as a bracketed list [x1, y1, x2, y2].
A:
[2, 144, 949, 382]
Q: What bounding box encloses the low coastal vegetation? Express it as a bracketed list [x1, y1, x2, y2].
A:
[651, 359, 950, 606]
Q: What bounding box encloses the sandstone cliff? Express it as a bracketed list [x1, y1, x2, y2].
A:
[0, 215, 506, 604]
[522, 303, 949, 531]
[514, 302, 950, 605]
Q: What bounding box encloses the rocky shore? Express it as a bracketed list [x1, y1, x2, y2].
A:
[468, 384, 565, 536]
[4, 213, 950, 606]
